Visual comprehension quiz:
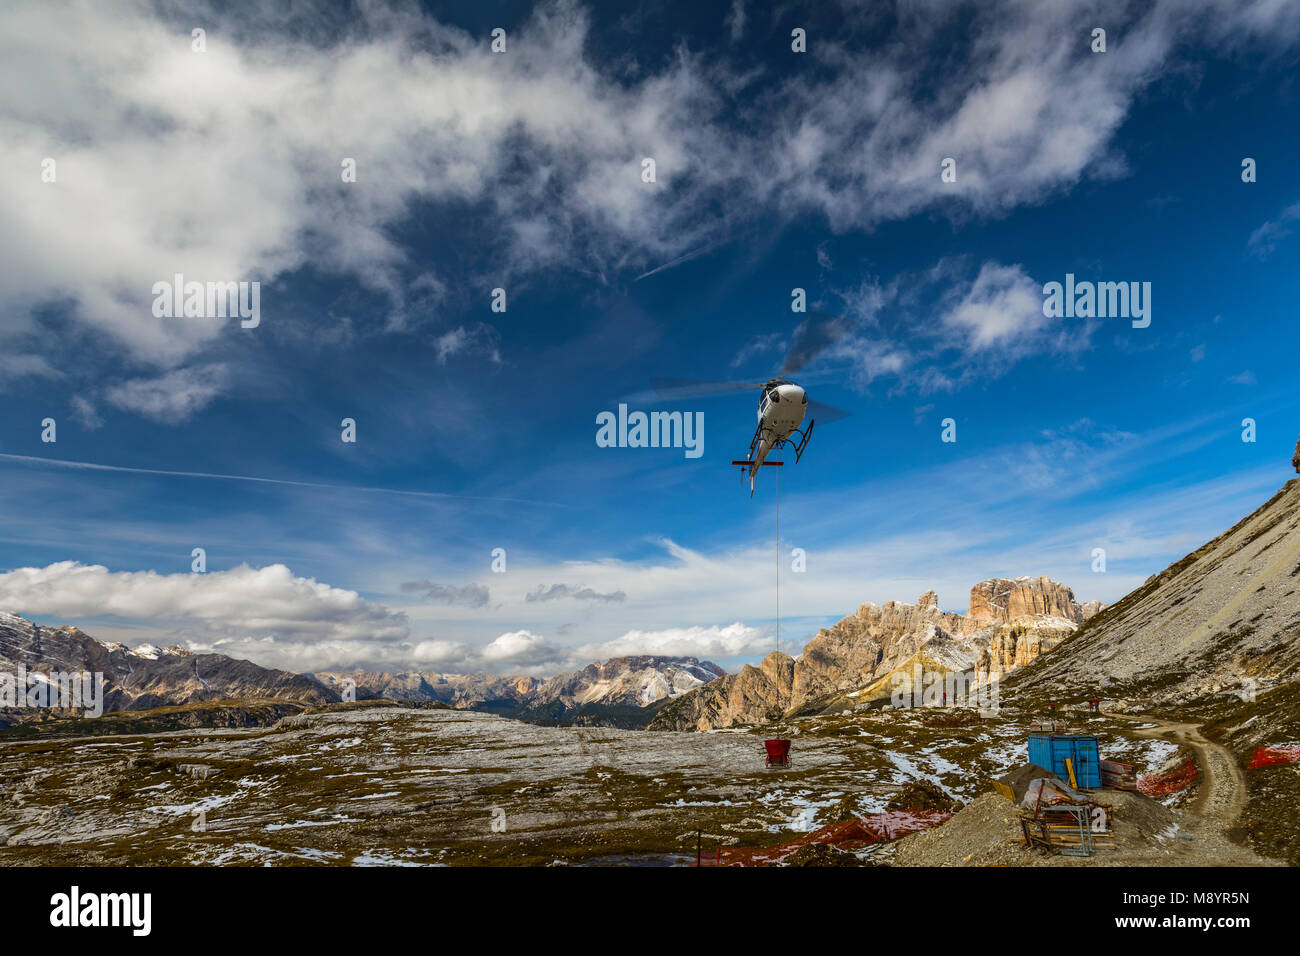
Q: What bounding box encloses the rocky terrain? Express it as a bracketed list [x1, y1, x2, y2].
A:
[0, 612, 335, 728]
[651, 577, 1102, 731]
[1006, 477, 1300, 706]
[0, 700, 1185, 867]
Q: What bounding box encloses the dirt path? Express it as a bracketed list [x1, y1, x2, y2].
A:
[1116, 715, 1246, 834]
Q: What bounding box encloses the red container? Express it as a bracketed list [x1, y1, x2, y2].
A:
[764, 739, 792, 767]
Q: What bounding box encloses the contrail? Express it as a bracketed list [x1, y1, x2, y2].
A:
[0, 453, 558, 507]
[634, 242, 719, 282]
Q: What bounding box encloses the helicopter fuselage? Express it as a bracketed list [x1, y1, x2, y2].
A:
[749, 380, 807, 478]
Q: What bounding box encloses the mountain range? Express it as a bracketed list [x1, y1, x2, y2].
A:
[312, 656, 725, 726]
[0, 611, 722, 729]
[648, 576, 1103, 731]
[0, 611, 333, 728]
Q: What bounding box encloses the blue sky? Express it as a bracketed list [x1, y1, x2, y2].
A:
[1, 0, 1298, 675]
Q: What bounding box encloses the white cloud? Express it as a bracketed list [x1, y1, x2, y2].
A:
[103, 364, 230, 423]
[0, 353, 61, 386]
[941, 261, 1047, 350]
[3, 0, 1295, 408]
[433, 324, 501, 365]
[69, 396, 103, 430]
[725, 0, 746, 42]
[0, 561, 408, 661]
[1247, 200, 1300, 259]
[481, 629, 558, 666]
[575, 622, 767, 661]
[409, 639, 471, 664]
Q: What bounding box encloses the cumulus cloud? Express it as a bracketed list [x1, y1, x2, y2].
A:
[0, 561, 408, 661]
[942, 262, 1046, 350]
[480, 630, 559, 667]
[400, 580, 491, 608]
[574, 622, 766, 662]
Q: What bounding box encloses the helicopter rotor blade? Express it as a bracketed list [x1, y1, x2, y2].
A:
[780, 311, 852, 376]
[807, 397, 851, 424]
[649, 377, 765, 401]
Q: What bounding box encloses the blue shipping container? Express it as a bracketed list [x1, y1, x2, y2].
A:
[1027, 733, 1101, 789]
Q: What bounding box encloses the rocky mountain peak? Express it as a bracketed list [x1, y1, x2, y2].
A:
[1292, 430, 1300, 474]
[651, 574, 1104, 732]
[962, 576, 1084, 634]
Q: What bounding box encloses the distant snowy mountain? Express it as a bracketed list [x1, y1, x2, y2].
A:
[0, 612, 335, 725]
[313, 655, 726, 727]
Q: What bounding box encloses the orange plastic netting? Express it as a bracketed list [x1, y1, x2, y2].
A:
[694, 809, 951, 866]
[1137, 757, 1198, 797]
[1247, 745, 1300, 769]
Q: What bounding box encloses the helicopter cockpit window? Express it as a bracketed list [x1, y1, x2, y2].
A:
[769, 390, 780, 403]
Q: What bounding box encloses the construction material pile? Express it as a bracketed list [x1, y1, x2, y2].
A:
[993, 763, 1055, 802]
[1100, 759, 1137, 791]
[1017, 770, 1113, 856]
[891, 781, 1194, 866]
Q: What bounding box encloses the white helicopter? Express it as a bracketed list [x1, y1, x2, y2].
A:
[653, 314, 851, 496]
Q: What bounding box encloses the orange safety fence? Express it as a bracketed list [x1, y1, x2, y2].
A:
[1247, 744, 1300, 769]
[1137, 757, 1197, 797]
[695, 808, 951, 867]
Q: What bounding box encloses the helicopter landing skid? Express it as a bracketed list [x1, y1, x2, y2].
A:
[789, 419, 814, 463]
[741, 418, 814, 463]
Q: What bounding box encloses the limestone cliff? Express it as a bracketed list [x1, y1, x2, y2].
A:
[962, 576, 1085, 633]
[651, 576, 1101, 731]
[972, 614, 1077, 687]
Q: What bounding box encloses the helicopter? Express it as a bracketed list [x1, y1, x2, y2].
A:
[651, 313, 852, 496]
